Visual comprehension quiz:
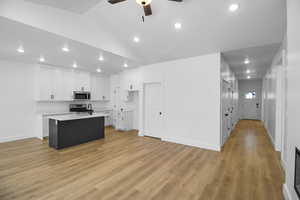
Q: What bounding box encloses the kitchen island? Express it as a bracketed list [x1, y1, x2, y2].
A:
[48, 113, 108, 149]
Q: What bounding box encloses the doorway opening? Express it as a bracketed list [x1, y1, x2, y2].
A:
[238, 79, 262, 120]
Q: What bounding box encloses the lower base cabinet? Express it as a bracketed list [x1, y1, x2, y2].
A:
[49, 117, 104, 149]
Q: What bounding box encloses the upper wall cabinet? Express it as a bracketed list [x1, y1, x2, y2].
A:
[36, 66, 110, 102]
[90, 75, 110, 101]
[74, 71, 91, 92]
[37, 67, 57, 101]
[59, 69, 75, 101]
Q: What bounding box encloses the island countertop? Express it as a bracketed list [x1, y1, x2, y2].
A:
[48, 113, 109, 121]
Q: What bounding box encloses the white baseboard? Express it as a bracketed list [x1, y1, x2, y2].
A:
[281, 159, 287, 173]
[0, 135, 32, 143]
[263, 122, 276, 149]
[162, 137, 220, 152]
[283, 184, 292, 200]
[138, 131, 144, 137]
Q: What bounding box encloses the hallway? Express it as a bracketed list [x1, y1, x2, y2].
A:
[0, 120, 284, 200]
[220, 120, 284, 200]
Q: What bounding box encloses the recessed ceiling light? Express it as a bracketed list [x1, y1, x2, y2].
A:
[96, 68, 102, 73]
[247, 76, 251, 79]
[229, 3, 239, 12]
[73, 62, 77, 68]
[17, 46, 24, 53]
[133, 36, 140, 43]
[246, 69, 250, 74]
[124, 63, 128, 68]
[99, 55, 104, 61]
[39, 56, 45, 62]
[62, 45, 70, 52]
[244, 58, 250, 64]
[174, 22, 182, 30]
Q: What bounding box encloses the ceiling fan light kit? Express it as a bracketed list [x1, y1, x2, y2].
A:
[136, 0, 152, 6]
[108, 0, 182, 17]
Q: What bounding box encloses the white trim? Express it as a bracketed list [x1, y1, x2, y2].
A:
[140, 81, 165, 139]
[162, 137, 220, 152]
[0, 135, 33, 143]
[281, 158, 287, 172]
[138, 131, 144, 136]
[283, 184, 292, 200]
[263, 121, 276, 149]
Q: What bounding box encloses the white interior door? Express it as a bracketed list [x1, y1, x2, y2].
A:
[221, 80, 232, 145]
[239, 80, 262, 120]
[143, 83, 163, 138]
[113, 87, 120, 128]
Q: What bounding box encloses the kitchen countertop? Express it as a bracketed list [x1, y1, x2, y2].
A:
[38, 109, 113, 116]
[48, 113, 109, 121]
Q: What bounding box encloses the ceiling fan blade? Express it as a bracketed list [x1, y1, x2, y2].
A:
[108, 0, 127, 4]
[169, 0, 183, 2]
[143, 4, 152, 16]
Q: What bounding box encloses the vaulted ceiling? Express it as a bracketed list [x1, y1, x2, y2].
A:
[0, 0, 285, 73]
[25, 0, 104, 14]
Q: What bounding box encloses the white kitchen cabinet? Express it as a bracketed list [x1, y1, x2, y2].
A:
[74, 71, 91, 92]
[37, 67, 76, 101]
[90, 75, 110, 101]
[36, 65, 111, 102]
[37, 67, 57, 101]
[60, 70, 75, 100]
[115, 110, 133, 131]
[103, 77, 110, 101]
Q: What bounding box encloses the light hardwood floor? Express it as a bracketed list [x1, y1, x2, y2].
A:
[0, 120, 284, 200]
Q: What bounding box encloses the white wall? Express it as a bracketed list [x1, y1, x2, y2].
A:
[220, 55, 239, 145]
[0, 60, 36, 142]
[116, 53, 221, 151]
[283, 0, 300, 199]
[262, 46, 284, 151]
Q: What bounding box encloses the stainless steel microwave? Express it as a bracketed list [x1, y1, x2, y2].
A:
[73, 91, 91, 100]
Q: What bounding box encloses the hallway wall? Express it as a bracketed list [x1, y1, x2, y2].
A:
[283, 0, 300, 199]
[262, 45, 285, 151]
[220, 55, 239, 145]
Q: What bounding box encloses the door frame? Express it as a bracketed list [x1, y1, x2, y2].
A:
[221, 79, 234, 146]
[139, 81, 165, 138]
[112, 86, 121, 129]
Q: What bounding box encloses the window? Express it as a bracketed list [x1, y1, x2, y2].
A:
[245, 91, 256, 99]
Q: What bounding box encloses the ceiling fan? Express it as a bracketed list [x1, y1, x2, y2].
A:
[108, 0, 182, 16]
